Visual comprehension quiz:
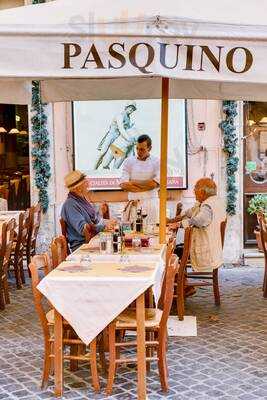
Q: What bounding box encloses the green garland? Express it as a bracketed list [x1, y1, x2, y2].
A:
[219, 101, 239, 216]
[31, 0, 50, 213]
[31, 82, 51, 213]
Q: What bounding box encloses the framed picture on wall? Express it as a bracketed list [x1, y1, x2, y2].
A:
[73, 99, 188, 190]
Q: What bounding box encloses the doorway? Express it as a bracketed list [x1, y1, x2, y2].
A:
[0, 104, 30, 210]
[243, 102, 267, 247]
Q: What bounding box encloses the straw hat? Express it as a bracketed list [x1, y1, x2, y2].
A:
[64, 170, 86, 190]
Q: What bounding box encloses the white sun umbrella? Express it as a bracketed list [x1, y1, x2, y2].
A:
[0, 0, 267, 242]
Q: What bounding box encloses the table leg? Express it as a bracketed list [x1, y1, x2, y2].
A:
[54, 309, 63, 397]
[136, 292, 147, 400]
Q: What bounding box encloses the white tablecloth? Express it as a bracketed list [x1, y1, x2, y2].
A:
[37, 247, 166, 345]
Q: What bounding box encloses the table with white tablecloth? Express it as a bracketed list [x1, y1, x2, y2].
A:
[37, 240, 166, 399]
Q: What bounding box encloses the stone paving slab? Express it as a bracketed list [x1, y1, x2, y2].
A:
[0, 266, 266, 399]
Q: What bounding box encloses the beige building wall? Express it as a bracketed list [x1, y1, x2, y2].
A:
[52, 99, 243, 263]
[1, 1, 243, 262]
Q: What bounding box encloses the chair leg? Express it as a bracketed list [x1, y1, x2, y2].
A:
[98, 332, 107, 376]
[89, 338, 100, 392]
[19, 258, 25, 285]
[176, 274, 185, 321]
[157, 333, 168, 392]
[41, 342, 51, 390]
[69, 334, 78, 372]
[0, 277, 5, 310]
[3, 273, 10, 304]
[26, 247, 31, 278]
[146, 331, 152, 372]
[213, 268, 221, 306]
[13, 258, 22, 289]
[106, 323, 116, 396]
[263, 260, 267, 298]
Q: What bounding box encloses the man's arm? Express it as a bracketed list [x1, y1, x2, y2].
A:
[120, 180, 158, 192]
[182, 204, 213, 229]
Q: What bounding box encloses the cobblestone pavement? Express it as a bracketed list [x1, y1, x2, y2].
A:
[0, 266, 266, 400]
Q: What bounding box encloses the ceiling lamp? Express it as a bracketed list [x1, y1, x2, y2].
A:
[0, 127, 7, 133]
[9, 128, 20, 134]
[19, 130, 28, 135]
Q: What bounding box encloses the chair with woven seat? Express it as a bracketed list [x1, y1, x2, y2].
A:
[186, 219, 227, 306]
[51, 235, 68, 270]
[26, 204, 42, 270]
[60, 219, 96, 253]
[59, 218, 70, 255]
[259, 214, 267, 298]
[29, 254, 102, 392]
[173, 227, 193, 321]
[0, 218, 16, 310]
[106, 254, 179, 395]
[9, 209, 30, 289]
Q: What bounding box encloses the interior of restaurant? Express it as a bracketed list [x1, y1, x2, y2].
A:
[243, 101, 267, 246]
[0, 104, 30, 211]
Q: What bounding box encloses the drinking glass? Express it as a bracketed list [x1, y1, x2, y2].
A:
[133, 237, 141, 249]
[99, 233, 107, 254]
[81, 254, 91, 266]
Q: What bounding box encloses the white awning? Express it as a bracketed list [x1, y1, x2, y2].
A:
[0, 0, 267, 103]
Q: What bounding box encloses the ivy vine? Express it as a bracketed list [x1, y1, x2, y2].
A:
[219, 101, 239, 216]
[31, 0, 50, 213]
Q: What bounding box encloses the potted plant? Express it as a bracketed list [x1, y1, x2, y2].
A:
[247, 194, 267, 251]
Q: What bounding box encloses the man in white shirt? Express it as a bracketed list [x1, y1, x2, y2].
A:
[120, 134, 160, 225]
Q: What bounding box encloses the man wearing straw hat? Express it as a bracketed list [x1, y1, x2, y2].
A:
[61, 170, 115, 252]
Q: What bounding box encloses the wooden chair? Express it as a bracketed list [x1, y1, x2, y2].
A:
[84, 223, 97, 243]
[29, 254, 101, 392]
[9, 210, 30, 289]
[186, 219, 227, 306]
[26, 204, 42, 269]
[173, 227, 193, 321]
[59, 218, 70, 255]
[0, 218, 16, 310]
[100, 202, 110, 219]
[51, 236, 68, 270]
[157, 237, 176, 309]
[259, 214, 267, 298]
[106, 254, 179, 395]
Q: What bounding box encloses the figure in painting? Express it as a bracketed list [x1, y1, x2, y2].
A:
[94, 101, 139, 170]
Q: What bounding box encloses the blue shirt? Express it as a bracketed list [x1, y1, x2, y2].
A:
[61, 193, 105, 251]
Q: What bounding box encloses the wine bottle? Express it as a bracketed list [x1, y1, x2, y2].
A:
[136, 209, 143, 233]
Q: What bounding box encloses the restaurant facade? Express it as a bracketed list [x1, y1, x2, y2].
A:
[2, 0, 264, 265]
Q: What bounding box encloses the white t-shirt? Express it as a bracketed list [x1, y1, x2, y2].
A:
[121, 155, 160, 200]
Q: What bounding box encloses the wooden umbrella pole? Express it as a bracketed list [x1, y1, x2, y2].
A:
[159, 77, 169, 244]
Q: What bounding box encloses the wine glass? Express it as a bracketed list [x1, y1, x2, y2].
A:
[142, 207, 148, 232]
